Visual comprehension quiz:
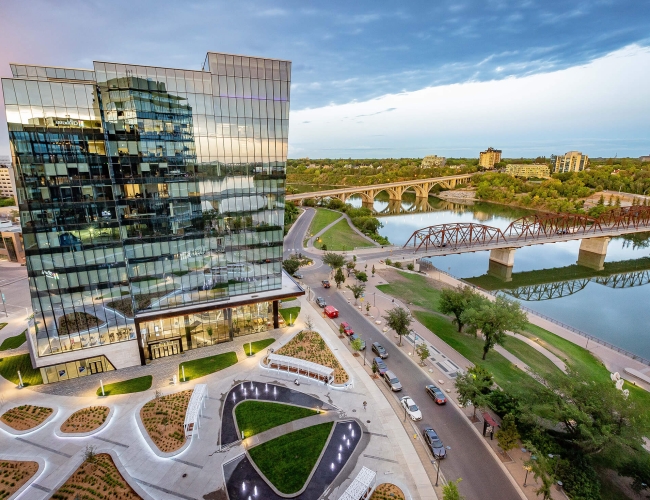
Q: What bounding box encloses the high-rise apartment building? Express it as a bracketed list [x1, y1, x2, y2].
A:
[0, 165, 15, 198]
[479, 147, 502, 169]
[553, 151, 588, 173]
[2, 53, 302, 383]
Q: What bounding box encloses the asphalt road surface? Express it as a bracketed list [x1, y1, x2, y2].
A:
[285, 208, 521, 500]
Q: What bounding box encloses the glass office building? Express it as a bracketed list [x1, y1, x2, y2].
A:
[2, 53, 302, 383]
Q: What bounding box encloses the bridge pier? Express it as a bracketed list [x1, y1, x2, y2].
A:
[489, 247, 516, 267]
[577, 237, 610, 271]
[487, 261, 513, 282]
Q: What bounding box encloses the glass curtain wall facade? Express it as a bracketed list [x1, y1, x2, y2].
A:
[2, 53, 293, 376]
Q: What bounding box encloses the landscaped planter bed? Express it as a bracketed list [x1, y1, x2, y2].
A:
[370, 483, 405, 500]
[0, 460, 38, 499]
[57, 312, 102, 335]
[61, 406, 109, 434]
[0, 405, 52, 431]
[52, 453, 140, 499]
[276, 330, 349, 384]
[140, 390, 192, 453]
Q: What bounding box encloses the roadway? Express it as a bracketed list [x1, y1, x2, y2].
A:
[285, 208, 521, 500]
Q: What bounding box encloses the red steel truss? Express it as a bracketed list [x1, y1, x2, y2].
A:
[403, 206, 650, 252]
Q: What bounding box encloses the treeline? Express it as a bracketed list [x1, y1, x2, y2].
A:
[287, 158, 479, 187]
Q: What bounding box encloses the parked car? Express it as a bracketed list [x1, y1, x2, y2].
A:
[383, 370, 402, 391]
[340, 321, 354, 336]
[293, 272, 304, 279]
[425, 384, 447, 405]
[400, 396, 422, 421]
[315, 297, 327, 308]
[322, 279, 331, 288]
[423, 427, 446, 459]
[371, 342, 388, 359]
[349, 334, 366, 350]
[324, 306, 339, 318]
[372, 357, 388, 375]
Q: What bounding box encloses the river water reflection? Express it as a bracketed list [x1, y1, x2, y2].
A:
[349, 193, 650, 359]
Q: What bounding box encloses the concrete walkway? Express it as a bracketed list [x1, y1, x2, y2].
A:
[242, 411, 339, 448]
[506, 332, 567, 373]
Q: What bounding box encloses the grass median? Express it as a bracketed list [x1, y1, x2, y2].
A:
[235, 400, 318, 438]
[280, 306, 300, 325]
[308, 208, 342, 236]
[248, 421, 333, 494]
[0, 353, 42, 386]
[97, 375, 152, 396]
[179, 351, 238, 381]
[0, 330, 26, 351]
[242, 338, 275, 356]
[314, 219, 375, 251]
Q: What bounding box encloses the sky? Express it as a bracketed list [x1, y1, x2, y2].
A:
[0, 0, 649, 158]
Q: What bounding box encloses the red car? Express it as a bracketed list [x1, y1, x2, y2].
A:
[340, 321, 354, 336]
[324, 305, 339, 318]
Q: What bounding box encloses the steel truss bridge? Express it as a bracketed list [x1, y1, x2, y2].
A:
[502, 269, 650, 301]
[402, 206, 650, 255]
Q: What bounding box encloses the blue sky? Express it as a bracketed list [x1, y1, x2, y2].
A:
[1, 0, 649, 157]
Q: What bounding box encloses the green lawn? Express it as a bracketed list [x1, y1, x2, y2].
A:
[280, 307, 301, 325]
[308, 208, 342, 236]
[179, 351, 238, 381]
[0, 353, 42, 386]
[415, 311, 539, 394]
[235, 401, 318, 438]
[242, 338, 275, 356]
[0, 323, 7, 330]
[376, 272, 445, 312]
[97, 375, 152, 396]
[248, 422, 333, 494]
[0, 330, 26, 351]
[315, 219, 374, 251]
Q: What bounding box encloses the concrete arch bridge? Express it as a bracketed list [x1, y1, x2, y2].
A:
[286, 173, 473, 205]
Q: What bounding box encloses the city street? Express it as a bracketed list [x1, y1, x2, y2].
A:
[286, 209, 522, 500]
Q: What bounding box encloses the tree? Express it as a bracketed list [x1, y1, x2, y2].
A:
[438, 286, 483, 332]
[334, 268, 346, 288]
[496, 413, 520, 453]
[460, 296, 528, 359]
[523, 443, 554, 500]
[346, 260, 356, 270]
[382, 306, 412, 346]
[442, 479, 465, 500]
[346, 284, 365, 304]
[454, 365, 493, 419]
[350, 337, 363, 356]
[355, 271, 368, 282]
[371, 265, 375, 276]
[524, 368, 643, 456]
[323, 252, 346, 269]
[282, 258, 301, 276]
[416, 343, 430, 365]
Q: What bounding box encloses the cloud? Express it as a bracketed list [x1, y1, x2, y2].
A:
[289, 45, 650, 158]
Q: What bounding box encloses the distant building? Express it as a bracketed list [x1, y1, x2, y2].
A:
[0, 165, 15, 198]
[640, 155, 650, 163]
[479, 147, 502, 169]
[553, 151, 588, 173]
[505, 164, 550, 179]
[0, 220, 24, 264]
[421, 155, 446, 168]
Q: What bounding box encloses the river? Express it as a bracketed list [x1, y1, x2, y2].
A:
[346, 192, 650, 359]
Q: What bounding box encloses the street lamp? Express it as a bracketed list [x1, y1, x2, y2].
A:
[434, 457, 441, 487]
[523, 464, 532, 487]
[364, 338, 370, 366]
